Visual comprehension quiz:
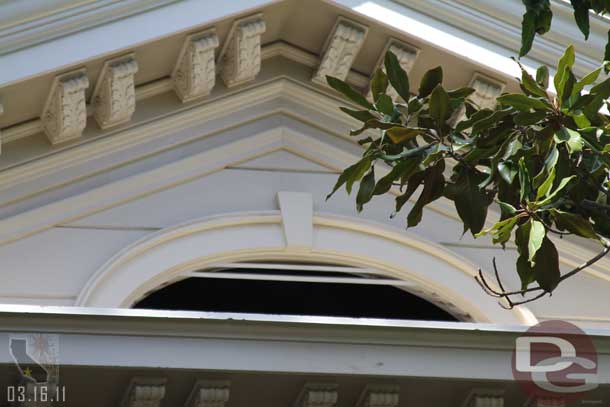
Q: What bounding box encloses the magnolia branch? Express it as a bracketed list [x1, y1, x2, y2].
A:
[475, 242, 610, 309]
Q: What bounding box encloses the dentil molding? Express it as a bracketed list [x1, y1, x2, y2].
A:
[219, 14, 266, 88]
[172, 29, 220, 103]
[92, 54, 139, 129]
[462, 388, 504, 407]
[355, 385, 399, 407]
[294, 383, 338, 407]
[41, 69, 89, 145]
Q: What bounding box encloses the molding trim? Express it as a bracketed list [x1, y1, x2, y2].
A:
[312, 17, 368, 87]
[0, 0, 180, 56]
[92, 54, 139, 129]
[218, 14, 266, 88]
[74, 210, 534, 324]
[41, 69, 89, 145]
[172, 29, 220, 103]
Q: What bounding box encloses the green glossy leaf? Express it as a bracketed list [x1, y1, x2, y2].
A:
[497, 94, 551, 111]
[520, 10, 537, 57]
[536, 167, 556, 200]
[327, 156, 372, 199]
[326, 76, 374, 109]
[418, 66, 443, 97]
[533, 237, 561, 292]
[340, 107, 376, 122]
[528, 219, 546, 265]
[374, 158, 421, 195]
[551, 209, 600, 240]
[554, 45, 575, 97]
[444, 171, 492, 235]
[370, 68, 389, 102]
[375, 94, 394, 116]
[514, 110, 547, 125]
[536, 65, 550, 88]
[386, 127, 426, 144]
[518, 157, 532, 202]
[407, 161, 445, 227]
[429, 85, 450, 124]
[356, 168, 376, 212]
[536, 175, 577, 206]
[384, 51, 411, 101]
[476, 215, 519, 246]
[571, 0, 591, 39]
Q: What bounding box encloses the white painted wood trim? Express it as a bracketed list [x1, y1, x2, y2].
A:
[74, 211, 534, 325]
[277, 191, 313, 251]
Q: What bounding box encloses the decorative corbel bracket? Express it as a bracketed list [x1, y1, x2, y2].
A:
[41, 69, 89, 145]
[184, 380, 230, 407]
[172, 29, 220, 103]
[294, 383, 338, 407]
[92, 54, 138, 129]
[121, 377, 166, 407]
[312, 17, 368, 87]
[369, 39, 419, 101]
[218, 14, 266, 88]
[462, 388, 504, 407]
[355, 385, 399, 407]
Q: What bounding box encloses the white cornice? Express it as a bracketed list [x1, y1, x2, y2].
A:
[387, 0, 608, 75]
[0, 0, 179, 56]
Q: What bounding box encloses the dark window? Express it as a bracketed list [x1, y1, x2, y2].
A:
[134, 266, 458, 321]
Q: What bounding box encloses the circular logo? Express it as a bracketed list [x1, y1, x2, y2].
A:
[512, 320, 598, 403]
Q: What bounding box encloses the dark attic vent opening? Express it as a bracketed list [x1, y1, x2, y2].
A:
[133, 264, 458, 322]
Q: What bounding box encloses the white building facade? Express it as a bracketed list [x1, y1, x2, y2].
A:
[0, 0, 609, 405]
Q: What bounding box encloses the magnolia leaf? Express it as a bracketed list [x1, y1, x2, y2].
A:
[571, 0, 591, 39]
[340, 107, 376, 123]
[536, 175, 576, 206]
[497, 94, 550, 111]
[536, 167, 556, 200]
[327, 156, 372, 199]
[536, 65, 550, 88]
[375, 94, 394, 116]
[356, 168, 376, 212]
[527, 219, 546, 265]
[418, 66, 443, 97]
[407, 161, 445, 227]
[533, 237, 561, 292]
[371, 68, 389, 102]
[327, 76, 374, 109]
[384, 51, 411, 101]
[386, 127, 426, 144]
[518, 157, 532, 202]
[429, 85, 450, 124]
[520, 10, 537, 57]
[514, 110, 547, 125]
[374, 158, 421, 195]
[551, 209, 600, 240]
[445, 171, 492, 235]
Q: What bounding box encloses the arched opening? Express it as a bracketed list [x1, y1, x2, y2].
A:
[77, 213, 536, 325]
[133, 262, 459, 321]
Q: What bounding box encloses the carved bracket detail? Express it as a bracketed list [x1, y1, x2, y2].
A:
[173, 29, 220, 102]
[121, 377, 166, 407]
[185, 380, 230, 407]
[219, 14, 266, 88]
[92, 54, 139, 129]
[312, 17, 368, 87]
[41, 69, 89, 145]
